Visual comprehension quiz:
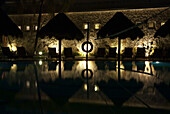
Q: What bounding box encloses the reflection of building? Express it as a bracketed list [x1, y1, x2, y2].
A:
[1, 1, 170, 55]
[1, 60, 170, 110]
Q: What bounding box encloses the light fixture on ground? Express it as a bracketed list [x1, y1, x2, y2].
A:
[39, 51, 43, 55]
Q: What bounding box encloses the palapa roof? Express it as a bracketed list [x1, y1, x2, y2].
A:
[39, 13, 84, 40]
[154, 19, 170, 38]
[3, 0, 170, 14]
[97, 12, 144, 40]
[0, 9, 23, 37]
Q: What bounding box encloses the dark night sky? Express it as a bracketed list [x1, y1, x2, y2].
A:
[1, 0, 170, 14]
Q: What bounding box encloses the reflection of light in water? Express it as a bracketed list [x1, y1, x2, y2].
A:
[26, 81, 30, 88]
[84, 83, 87, 91]
[94, 85, 99, 92]
[145, 61, 151, 73]
[39, 60, 43, 65]
[116, 61, 125, 69]
[35, 82, 37, 88]
[156, 61, 160, 64]
[133, 61, 137, 71]
[83, 70, 92, 78]
[56, 64, 59, 71]
[79, 61, 94, 69]
[11, 64, 17, 71]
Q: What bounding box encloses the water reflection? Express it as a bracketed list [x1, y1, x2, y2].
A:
[97, 78, 144, 107]
[0, 62, 21, 104]
[135, 62, 146, 72]
[122, 61, 133, 71]
[64, 61, 75, 71]
[39, 78, 83, 110]
[95, 61, 106, 70]
[0, 61, 170, 112]
[154, 83, 170, 102]
[48, 61, 58, 71]
[95, 61, 116, 71]
[15, 61, 34, 72]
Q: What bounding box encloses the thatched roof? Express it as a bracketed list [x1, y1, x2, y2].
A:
[39, 13, 84, 40]
[3, 0, 170, 14]
[0, 9, 23, 37]
[154, 19, 170, 38]
[97, 12, 144, 40]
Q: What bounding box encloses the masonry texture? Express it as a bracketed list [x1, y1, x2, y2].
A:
[8, 7, 170, 56]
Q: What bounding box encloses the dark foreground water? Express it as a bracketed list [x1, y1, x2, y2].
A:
[0, 60, 170, 113]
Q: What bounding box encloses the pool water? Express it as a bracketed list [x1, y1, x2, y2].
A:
[0, 60, 170, 113]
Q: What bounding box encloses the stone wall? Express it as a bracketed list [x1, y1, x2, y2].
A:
[8, 7, 170, 56]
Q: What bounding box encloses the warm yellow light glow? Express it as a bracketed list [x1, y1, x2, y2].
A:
[35, 26, 38, 30]
[77, 41, 95, 57]
[35, 82, 37, 88]
[115, 47, 124, 54]
[145, 52, 149, 57]
[8, 44, 17, 52]
[7, 44, 11, 50]
[39, 60, 43, 65]
[56, 64, 59, 70]
[39, 51, 43, 55]
[84, 23, 88, 29]
[145, 61, 151, 73]
[148, 22, 154, 28]
[80, 61, 93, 69]
[26, 81, 30, 88]
[11, 46, 17, 52]
[94, 85, 99, 92]
[161, 22, 165, 26]
[11, 64, 17, 71]
[18, 26, 21, 30]
[150, 49, 154, 55]
[79, 50, 90, 57]
[137, 45, 143, 48]
[84, 83, 87, 91]
[156, 61, 160, 64]
[26, 26, 30, 31]
[116, 61, 125, 69]
[95, 23, 100, 29]
[82, 52, 87, 56]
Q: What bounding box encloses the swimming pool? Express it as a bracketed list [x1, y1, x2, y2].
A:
[0, 60, 170, 113]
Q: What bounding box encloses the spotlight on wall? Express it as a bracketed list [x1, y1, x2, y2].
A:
[11, 46, 17, 52]
[39, 51, 43, 55]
